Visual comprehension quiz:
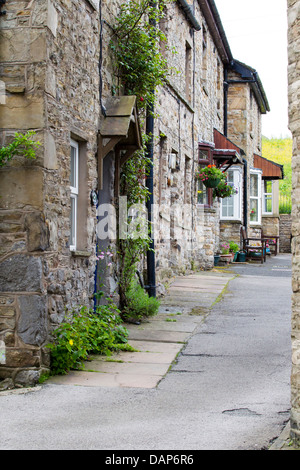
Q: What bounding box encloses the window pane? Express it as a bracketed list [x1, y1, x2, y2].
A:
[197, 180, 208, 204]
[227, 169, 234, 184]
[199, 149, 209, 161]
[250, 174, 258, 197]
[70, 145, 77, 188]
[264, 196, 272, 213]
[250, 198, 258, 222]
[222, 196, 234, 218]
[264, 180, 272, 194]
[70, 196, 77, 249]
[220, 169, 241, 220]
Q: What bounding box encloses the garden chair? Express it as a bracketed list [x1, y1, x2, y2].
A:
[261, 231, 279, 256]
[240, 226, 267, 264]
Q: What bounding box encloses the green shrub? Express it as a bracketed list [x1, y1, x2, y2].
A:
[0, 131, 40, 167]
[229, 241, 239, 253]
[47, 303, 133, 376]
[121, 281, 160, 322]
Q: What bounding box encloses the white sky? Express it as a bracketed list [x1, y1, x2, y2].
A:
[214, 0, 291, 139]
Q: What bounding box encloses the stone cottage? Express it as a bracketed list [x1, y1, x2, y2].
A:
[0, 0, 103, 385]
[221, 59, 284, 248]
[0, 0, 282, 386]
[288, 0, 300, 447]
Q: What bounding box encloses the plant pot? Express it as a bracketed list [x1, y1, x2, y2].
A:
[203, 178, 221, 188]
[237, 251, 246, 262]
[219, 254, 232, 264]
[214, 255, 220, 266]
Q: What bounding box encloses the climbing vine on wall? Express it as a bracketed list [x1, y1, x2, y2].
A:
[117, 145, 153, 317]
[110, 0, 173, 113]
[110, 0, 174, 314]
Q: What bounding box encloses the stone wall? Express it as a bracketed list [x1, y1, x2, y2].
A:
[220, 221, 242, 249]
[279, 214, 291, 253]
[262, 215, 280, 252]
[101, 0, 226, 282]
[0, 0, 99, 386]
[288, 0, 300, 446]
[227, 70, 262, 167]
[225, 68, 264, 243]
[0, 0, 272, 385]
[152, 0, 224, 281]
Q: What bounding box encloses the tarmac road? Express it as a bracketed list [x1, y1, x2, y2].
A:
[0, 254, 292, 451]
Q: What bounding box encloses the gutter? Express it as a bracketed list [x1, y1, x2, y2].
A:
[227, 60, 270, 114]
[198, 0, 232, 64]
[206, 0, 233, 62]
[177, 0, 201, 31]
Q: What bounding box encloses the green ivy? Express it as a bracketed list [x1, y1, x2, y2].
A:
[110, 0, 174, 112]
[117, 148, 153, 316]
[110, 0, 174, 317]
[0, 131, 40, 168]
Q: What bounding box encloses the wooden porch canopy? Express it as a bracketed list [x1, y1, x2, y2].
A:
[213, 129, 244, 170]
[253, 154, 284, 180]
[98, 96, 142, 190]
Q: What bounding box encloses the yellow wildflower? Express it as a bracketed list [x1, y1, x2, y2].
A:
[69, 339, 74, 346]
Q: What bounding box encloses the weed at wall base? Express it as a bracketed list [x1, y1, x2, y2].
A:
[121, 281, 160, 323]
[47, 302, 133, 376]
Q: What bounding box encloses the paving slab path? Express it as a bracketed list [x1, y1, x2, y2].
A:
[48, 271, 234, 389]
[0, 255, 292, 450]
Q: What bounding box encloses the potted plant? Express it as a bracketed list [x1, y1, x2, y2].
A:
[229, 241, 239, 262]
[213, 178, 238, 199]
[195, 165, 224, 188]
[250, 208, 256, 222]
[219, 242, 232, 263]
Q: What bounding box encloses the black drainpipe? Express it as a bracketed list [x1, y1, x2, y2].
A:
[145, 111, 156, 298]
[145, 2, 156, 298]
[224, 68, 228, 137]
[242, 158, 248, 231]
[224, 66, 248, 231]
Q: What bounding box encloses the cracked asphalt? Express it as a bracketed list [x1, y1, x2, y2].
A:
[0, 254, 292, 450]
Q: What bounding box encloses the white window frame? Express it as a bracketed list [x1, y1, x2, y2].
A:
[220, 167, 242, 221]
[262, 180, 273, 215]
[70, 139, 79, 251]
[249, 168, 262, 226]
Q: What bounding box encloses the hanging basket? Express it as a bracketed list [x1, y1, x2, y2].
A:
[213, 182, 238, 198]
[203, 178, 221, 188]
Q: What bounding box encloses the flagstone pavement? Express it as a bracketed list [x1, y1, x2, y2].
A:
[47, 269, 235, 389]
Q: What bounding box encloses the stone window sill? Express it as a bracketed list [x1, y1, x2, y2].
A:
[220, 219, 242, 224]
[204, 206, 216, 214]
[71, 250, 92, 258]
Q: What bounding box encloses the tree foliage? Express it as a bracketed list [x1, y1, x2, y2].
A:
[262, 136, 292, 196]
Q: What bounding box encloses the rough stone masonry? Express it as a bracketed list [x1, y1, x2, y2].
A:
[288, 0, 300, 447]
[0, 0, 99, 386]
